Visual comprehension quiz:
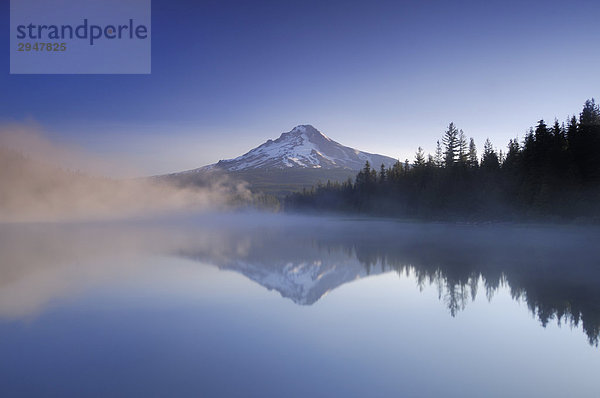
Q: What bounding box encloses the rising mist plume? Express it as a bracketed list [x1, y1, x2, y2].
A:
[0, 123, 253, 222]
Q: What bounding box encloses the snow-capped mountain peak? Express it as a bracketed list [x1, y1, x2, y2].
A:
[212, 125, 396, 171]
[281, 124, 331, 142]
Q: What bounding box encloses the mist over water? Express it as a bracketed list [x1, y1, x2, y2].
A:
[0, 124, 252, 222]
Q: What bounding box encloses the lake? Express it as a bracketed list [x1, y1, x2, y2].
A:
[0, 214, 599, 397]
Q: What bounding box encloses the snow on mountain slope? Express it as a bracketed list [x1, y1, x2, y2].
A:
[212, 125, 397, 171]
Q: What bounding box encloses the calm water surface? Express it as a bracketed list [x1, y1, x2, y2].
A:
[0, 215, 599, 397]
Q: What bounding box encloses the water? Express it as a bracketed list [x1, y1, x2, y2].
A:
[0, 215, 599, 397]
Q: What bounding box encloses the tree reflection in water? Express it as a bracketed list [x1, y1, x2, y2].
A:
[1, 218, 598, 346]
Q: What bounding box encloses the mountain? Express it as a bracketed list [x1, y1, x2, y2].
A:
[213, 125, 396, 171]
[167, 125, 397, 196]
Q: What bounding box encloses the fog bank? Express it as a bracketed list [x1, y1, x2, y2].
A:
[0, 124, 252, 222]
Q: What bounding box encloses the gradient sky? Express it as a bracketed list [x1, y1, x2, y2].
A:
[1, 0, 599, 175]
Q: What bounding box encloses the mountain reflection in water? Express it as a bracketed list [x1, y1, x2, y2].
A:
[1, 215, 599, 346]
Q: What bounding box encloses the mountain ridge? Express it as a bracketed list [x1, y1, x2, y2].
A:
[165, 125, 398, 196]
[187, 125, 397, 173]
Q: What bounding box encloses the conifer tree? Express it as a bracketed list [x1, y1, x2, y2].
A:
[427, 154, 435, 167]
[442, 122, 459, 167]
[468, 138, 478, 167]
[503, 138, 520, 171]
[458, 130, 468, 165]
[481, 139, 499, 170]
[434, 140, 443, 167]
[356, 161, 373, 187]
[566, 115, 578, 149]
[414, 147, 426, 167]
[389, 160, 403, 182]
[580, 98, 600, 126]
[577, 99, 600, 181]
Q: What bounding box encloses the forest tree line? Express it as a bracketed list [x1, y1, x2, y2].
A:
[285, 99, 600, 221]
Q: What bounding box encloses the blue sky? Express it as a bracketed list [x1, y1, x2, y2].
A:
[1, 0, 599, 175]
